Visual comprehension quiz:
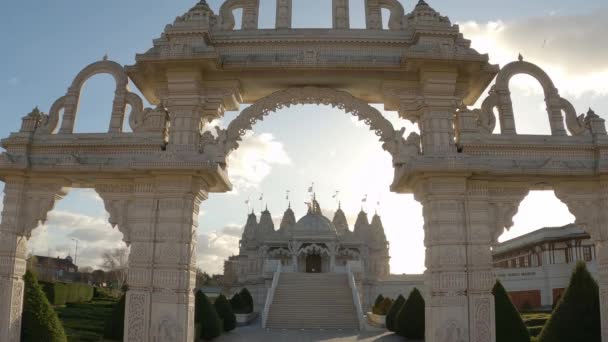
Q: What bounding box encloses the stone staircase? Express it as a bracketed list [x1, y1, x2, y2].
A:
[265, 272, 360, 330]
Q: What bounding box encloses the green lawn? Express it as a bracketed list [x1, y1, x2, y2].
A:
[55, 298, 118, 342]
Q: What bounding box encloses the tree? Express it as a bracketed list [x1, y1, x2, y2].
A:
[386, 294, 405, 332]
[538, 262, 601, 342]
[103, 293, 126, 341]
[493, 281, 530, 342]
[214, 294, 237, 332]
[20, 270, 67, 342]
[101, 248, 129, 289]
[396, 288, 425, 339]
[373, 297, 393, 315]
[239, 288, 254, 314]
[195, 291, 222, 340]
[91, 269, 106, 285]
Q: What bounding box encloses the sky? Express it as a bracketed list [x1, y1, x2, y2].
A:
[0, 0, 607, 274]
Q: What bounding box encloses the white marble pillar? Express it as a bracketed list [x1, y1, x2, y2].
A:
[275, 0, 292, 29]
[100, 177, 205, 342]
[0, 177, 66, 342]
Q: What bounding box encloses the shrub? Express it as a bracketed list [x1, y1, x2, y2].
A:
[195, 291, 222, 340]
[538, 262, 600, 342]
[493, 281, 530, 342]
[63, 283, 94, 304]
[239, 288, 254, 314]
[20, 270, 67, 342]
[103, 293, 126, 341]
[386, 294, 405, 332]
[214, 294, 237, 332]
[40, 282, 68, 306]
[230, 293, 244, 313]
[373, 294, 385, 310]
[373, 297, 393, 315]
[396, 288, 425, 339]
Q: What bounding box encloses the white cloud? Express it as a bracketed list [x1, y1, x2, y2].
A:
[197, 225, 243, 274]
[227, 132, 291, 190]
[28, 210, 125, 269]
[460, 9, 608, 97]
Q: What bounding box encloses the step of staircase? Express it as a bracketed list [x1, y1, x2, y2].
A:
[265, 273, 359, 330]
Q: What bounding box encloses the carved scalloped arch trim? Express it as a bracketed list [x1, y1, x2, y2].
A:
[495, 60, 556, 94]
[224, 87, 399, 156]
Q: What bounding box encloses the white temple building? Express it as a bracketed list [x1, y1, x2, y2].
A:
[222, 196, 425, 327]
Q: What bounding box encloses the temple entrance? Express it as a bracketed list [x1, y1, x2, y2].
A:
[306, 254, 322, 273]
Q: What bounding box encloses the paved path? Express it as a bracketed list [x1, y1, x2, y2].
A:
[216, 320, 422, 342]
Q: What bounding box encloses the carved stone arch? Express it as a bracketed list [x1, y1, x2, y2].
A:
[486, 60, 586, 136]
[219, 0, 260, 31]
[365, 0, 405, 30]
[45, 59, 146, 134]
[215, 87, 419, 166]
[95, 183, 135, 245]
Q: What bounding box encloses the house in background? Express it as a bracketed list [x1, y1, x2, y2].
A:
[493, 224, 597, 310]
[27, 255, 79, 283]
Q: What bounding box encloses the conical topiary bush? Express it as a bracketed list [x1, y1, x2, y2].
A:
[538, 262, 600, 342]
[373, 294, 385, 310]
[214, 294, 237, 332]
[20, 270, 67, 342]
[230, 293, 244, 314]
[386, 294, 405, 332]
[239, 288, 254, 314]
[373, 297, 393, 315]
[195, 291, 222, 340]
[492, 280, 530, 342]
[396, 288, 425, 339]
[103, 293, 126, 341]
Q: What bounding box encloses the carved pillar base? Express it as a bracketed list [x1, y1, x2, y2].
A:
[108, 176, 206, 342]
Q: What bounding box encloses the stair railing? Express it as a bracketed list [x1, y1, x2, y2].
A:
[346, 262, 365, 330]
[262, 262, 282, 328]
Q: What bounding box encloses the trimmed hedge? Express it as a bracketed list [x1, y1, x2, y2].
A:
[373, 294, 385, 310]
[41, 282, 68, 306]
[103, 293, 126, 341]
[230, 293, 244, 313]
[373, 297, 393, 316]
[195, 291, 223, 340]
[538, 262, 600, 342]
[214, 294, 237, 332]
[386, 294, 405, 332]
[493, 281, 530, 342]
[239, 288, 254, 314]
[41, 282, 94, 305]
[21, 270, 68, 342]
[396, 288, 425, 339]
[65, 283, 94, 304]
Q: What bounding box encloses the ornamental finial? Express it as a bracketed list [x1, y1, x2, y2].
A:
[518, 53, 524, 62]
[102, 54, 108, 61]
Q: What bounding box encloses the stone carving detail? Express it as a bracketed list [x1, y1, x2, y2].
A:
[475, 59, 605, 136]
[32, 59, 149, 134]
[275, 0, 292, 29]
[436, 320, 466, 342]
[127, 293, 146, 342]
[333, 0, 350, 29]
[365, 0, 405, 30]
[298, 243, 330, 256]
[219, 0, 259, 30]
[158, 313, 181, 342]
[200, 87, 418, 166]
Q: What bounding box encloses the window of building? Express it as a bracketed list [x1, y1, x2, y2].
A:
[583, 246, 593, 262]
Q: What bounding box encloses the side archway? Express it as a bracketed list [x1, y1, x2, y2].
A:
[479, 59, 586, 136]
[200, 87, 421, 166]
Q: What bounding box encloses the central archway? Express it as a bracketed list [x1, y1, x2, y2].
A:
[215, 87, 420, 166]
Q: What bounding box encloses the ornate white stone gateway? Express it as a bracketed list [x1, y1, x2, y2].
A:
[1, 1, 607, 341]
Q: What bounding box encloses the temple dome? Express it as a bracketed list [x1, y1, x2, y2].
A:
[292, 198, 337, 237]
